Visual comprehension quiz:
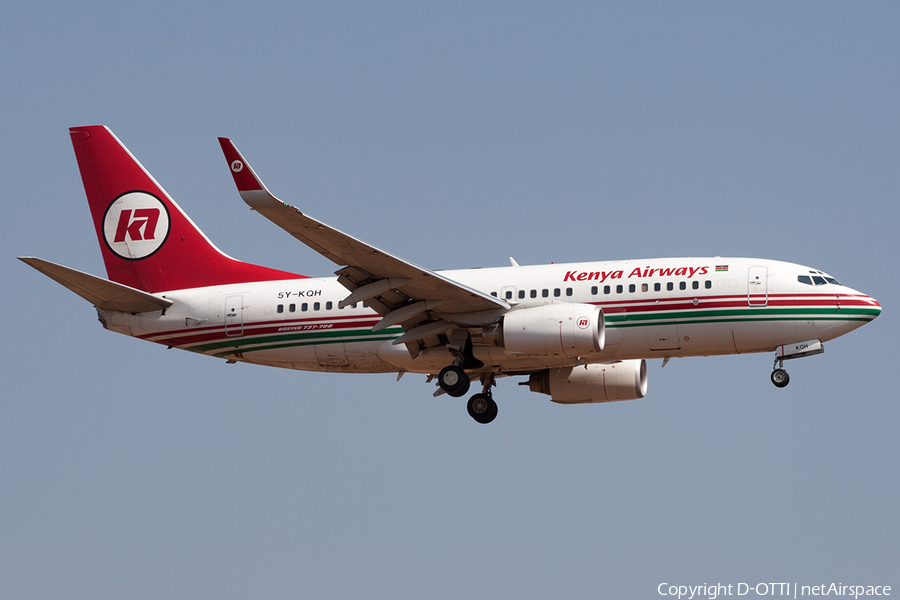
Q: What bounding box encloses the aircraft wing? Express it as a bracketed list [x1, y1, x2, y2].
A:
[218, 138, 509, 340]
[19, 257, 174, 313]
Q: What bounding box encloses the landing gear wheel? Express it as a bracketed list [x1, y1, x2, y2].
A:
[439, 365, 470, 397]
[467, 393, 498, 424]
[771, 368, 790, 388]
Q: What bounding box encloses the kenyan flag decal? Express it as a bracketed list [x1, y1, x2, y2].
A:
[716, 265, 729, 272]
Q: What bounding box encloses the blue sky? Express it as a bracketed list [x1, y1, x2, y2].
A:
[2, 2, 898, 598]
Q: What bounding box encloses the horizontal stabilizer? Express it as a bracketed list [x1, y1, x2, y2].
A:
[19, 257, 174, 313]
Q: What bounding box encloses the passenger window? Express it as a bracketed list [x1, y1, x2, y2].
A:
[604, 285, 611, 295]
[667, 282, 673, 291]
[302, 303, 308, 311]
[591, 286, 598, 295]
[326, 301, 333, 310]
[491, 291, 497, 297]
[542, 289, 549, 298]
[655, 283, 661, 292]
[629, 284, 636, 293]
[505, 291, 513, 300]
[530, 289, 537, 298]
[554, 288, 561, 297]
[277, 304, 284, 314]
[616, 285, 623, 294]
[314, 302, 321, 311]
[692, 281, 699, 290]
[705, 280, 712, 289]
[641, 283, 648, 292]
[679, 282, 686, 290]
[518, 290, 525, 299]
[289, 303, 296, 312]
[566, 288, 573, 297]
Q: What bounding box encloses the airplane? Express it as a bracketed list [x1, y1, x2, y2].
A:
[20, 126, 882, 423]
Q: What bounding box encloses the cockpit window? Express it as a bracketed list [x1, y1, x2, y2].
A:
[799, 273, 842, 286]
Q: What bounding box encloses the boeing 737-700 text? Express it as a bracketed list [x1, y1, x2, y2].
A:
[20, 126, 882, 423]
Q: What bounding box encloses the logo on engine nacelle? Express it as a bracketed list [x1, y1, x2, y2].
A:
[577, 317, 591, 329]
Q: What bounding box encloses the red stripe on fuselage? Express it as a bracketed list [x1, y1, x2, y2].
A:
[141, 315, 382, 347]
[594, 293, 872, 314]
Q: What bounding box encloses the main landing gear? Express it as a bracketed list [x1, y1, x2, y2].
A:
[438, 365, 470, 397]
[467, 392, 498, 424]
[437, 366, 498, 424]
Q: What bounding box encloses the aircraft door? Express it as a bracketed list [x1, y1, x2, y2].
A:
[225, 295, 244, 336]
[748, 266, 768, 306]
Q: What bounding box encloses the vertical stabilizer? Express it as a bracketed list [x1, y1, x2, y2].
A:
[69, 126, 303, 292]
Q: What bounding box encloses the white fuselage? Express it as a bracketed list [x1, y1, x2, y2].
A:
[101, 257, 880, 375]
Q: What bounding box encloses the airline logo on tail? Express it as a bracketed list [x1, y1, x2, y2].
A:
[102, 192, 170, 259]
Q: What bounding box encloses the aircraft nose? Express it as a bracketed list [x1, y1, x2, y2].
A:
[868, 296, 882, 319]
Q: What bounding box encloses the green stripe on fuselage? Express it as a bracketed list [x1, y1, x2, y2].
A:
[605, 306, 879, 328]
[183, 326, 404, 355]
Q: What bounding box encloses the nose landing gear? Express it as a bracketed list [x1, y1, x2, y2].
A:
[770, 364, 790, 388]
[769, 339, 825, 388]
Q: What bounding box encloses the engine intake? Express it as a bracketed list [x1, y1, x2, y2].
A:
[527, 360, 648, 404]
[495, 303, 605, 358]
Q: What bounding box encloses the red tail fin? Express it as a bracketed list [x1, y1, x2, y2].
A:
[70, 126, 303, 292]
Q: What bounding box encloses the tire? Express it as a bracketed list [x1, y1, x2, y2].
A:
[771, 369, 790, 388]
[467, 394, 498, 424]
[439, 365, 470, 397]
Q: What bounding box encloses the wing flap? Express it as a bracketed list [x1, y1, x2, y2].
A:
[19, 257, 174, 313]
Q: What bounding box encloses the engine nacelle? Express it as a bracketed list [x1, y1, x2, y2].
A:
[526, 360, 648, 404]
[497, 303, 605, 358]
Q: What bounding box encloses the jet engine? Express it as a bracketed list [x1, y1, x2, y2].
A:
[526, 360, 648, 404]
[486, 303, 604, 358]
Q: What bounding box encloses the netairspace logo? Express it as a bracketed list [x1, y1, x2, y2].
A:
[657, 582, 891, 599]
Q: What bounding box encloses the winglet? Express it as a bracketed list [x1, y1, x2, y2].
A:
[217, 137, 270, 194]
[217, 137, 293, 218]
